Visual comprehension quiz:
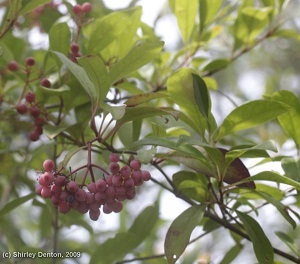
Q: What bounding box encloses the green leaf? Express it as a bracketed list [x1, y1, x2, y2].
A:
[125, 92, 168, 107]
[169, 0, 198, 43]
[236, 211, 274, 264]
[164, 205, 205, 264]
[0, 193, 35, 218]
[49, 22, 71, 55]
[272, 90, 300, 148]
[100, 102, 126, 120]
[202, 59, 229, 73]
[78, 55, 111, 101]
[275, 231, 299, 256]
[192, 74, 210, 119]
[58, 146, 86, 170]
[109, 40, 164, 83]
[281, 157, 300, 182]
[199, 0, 223, 31]
[36, 85, 70, 103]
[90, 205, 159, 264]
[216, 100, 289, 140]
[20, 0, 51, 15]
[52, 51, 97, 105]
[1, 0, 22, 34]
[167, 68, 208, 136]
[219, 244, 243, 264]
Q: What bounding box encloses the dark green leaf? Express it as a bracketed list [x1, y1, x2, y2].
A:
[125, 92, 168, 107]
[237, 211, 274, 264]
[216, 100, 289, 140]
[192, 74, 210, 119]
[219, 244, 243, 264]
[164, 205, 205, 264]
[275, 231, 299, 256]
[0, 193, 35, 218]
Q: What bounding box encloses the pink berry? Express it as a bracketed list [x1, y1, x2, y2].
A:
[89, 208, 100, 221]
[58, 201, 70, 214]
[41, 187, 52, 198]
[120, 165, 131, 179]
[82, 2, 92, 13]
[106, 175, 113, 186]
[124, 178, 134, 190]
[111, 200, 123, 213]
[42, 172, 55, 185]
[85, 192, 95, 203]
[35, 184, 43, 195]
[43, 159, 55, 172]
[70, 43, 80, 54]
[109, 153, 120, 162]
[88, 202, 101, 211]
[142, 170, 151, 181]
[95, 179, 107, 192]
[16, 104, 28, 114]
[66, 181, 78, 193]
[51, 184, 61, 195]
[72, 4, 83, 15]
[102, 203, 113, 214]
[25, 57, 35, 66]
[75, 188, 87, 202]
[38, 175, 47, 187]
[126, 188, 136, 200]
[131, 170, 143, 186]
[87, 182, 96, 193]
[54, 175, 67, 187]
[25, 92, 36, 103]
[7, 60, 19, 71]
[109, 162, 120, 174]
[105, 186, 116, 199]
[51, 195, 60, 206]
[40, 78, 51, 88]
[94, 192, 107, 204]
[130, 160, 141, 171]
[59, 190, 68, 201]
[77, 201, 89, 214]
[112, 174, 123, 187]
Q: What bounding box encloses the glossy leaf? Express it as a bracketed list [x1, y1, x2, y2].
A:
[237, 211, 274, 264]
[216, 100, 289, 140]
[52, 51, 97, 104]
[281, 157, 300, 182]
[164, 205, 205, 264]
[109, 40, 164, 83]
[0, 193, 35, 218]
[78, 55, 111, 101]
[169, 0, 198, 43]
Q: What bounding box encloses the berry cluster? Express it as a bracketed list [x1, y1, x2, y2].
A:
[72, 2, 92, 16]
[16, 91, 46, 141]
[36, 154, 151, 221]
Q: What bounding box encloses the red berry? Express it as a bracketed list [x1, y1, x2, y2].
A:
[30, 106, 40, 117]
[72, 4, 83, 15]
[120, 165, 131, 179]
[82, 2, 92, 13]
[42, 172, 55, 185]
[105, 186, 116, 199]
[29, 130, 40, 141]
[109, 162, 120, 174]
[126, 188, 136, 200]
[130, 160, 141, 171]
[33, 126, 43, 135]
[94, 192, 107, 204]
[7, 60, 19, 71]
[25, 57, 35, 66]
[102, 203, 113, 214]
[86, 192, 95, 203]
[51, 184, 62, 195]
[35, 184, 43, 195]
[131, 170, 143, 186]
[95, 179, 107, 192]
[51, 195, 60, 206]
[40, 78, 51, 88]
[70, 43, 80, 54]
[112, 174, 123, 187]
[58, 201, 70, 214]
[66, 181, 78, 193]
[16, 104, 28, 114]
[124, 178, 134, 190]
[41, 187, 52, 198]
[55, 175, 67, 187]
[75, 188, 87, 202]
[87, 182, 96, 193]
[77, 201, 89, 214]
[25, 92, 36, 103]
[89, 208, 100, 221]
[109, 153, 120, 162]
[88, 202, 101, 211]
[38, 175, 47, 187]
[34, 117, 45, 127]
[43, 159, 55, 172]
[142, 170, 151, 181]
[111, 200, 123, 213]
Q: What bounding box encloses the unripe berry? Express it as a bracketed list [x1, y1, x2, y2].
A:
[40, 78, 51, 88]
[89, 208, 100, 221]
[109, 162, 120, 174]
[16, 104, 28, 114]
[43, 159, 55, 172]
[130, 159, 141, 171]
[109, 153, 120, 162]
[70, 43, 80, 54]
[66, 180, 78, 193]
[82, 2, 92, 13]
[142, 170, 151, 181]
[25, 57, 35, 66]
[72, 4, 83, 15]
[7, 60, 19, 71]
[25, 92, 36, 103]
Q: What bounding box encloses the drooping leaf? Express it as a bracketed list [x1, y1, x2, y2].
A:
[167, 68, 208, 136]
[192, 73, 210, 119]
[237, 211, 274, 264]
[164, 205, 205, 264]
[78, 55, 111, 101]
[0, 193, 35, 218]
[169, 0, 198, 43]
[272, 90, 300, 148]
[216, 100, 289, 140]
[109, 40, 164, 83]
[219, 244, 243, 264]
[52, 51, 97, 105]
